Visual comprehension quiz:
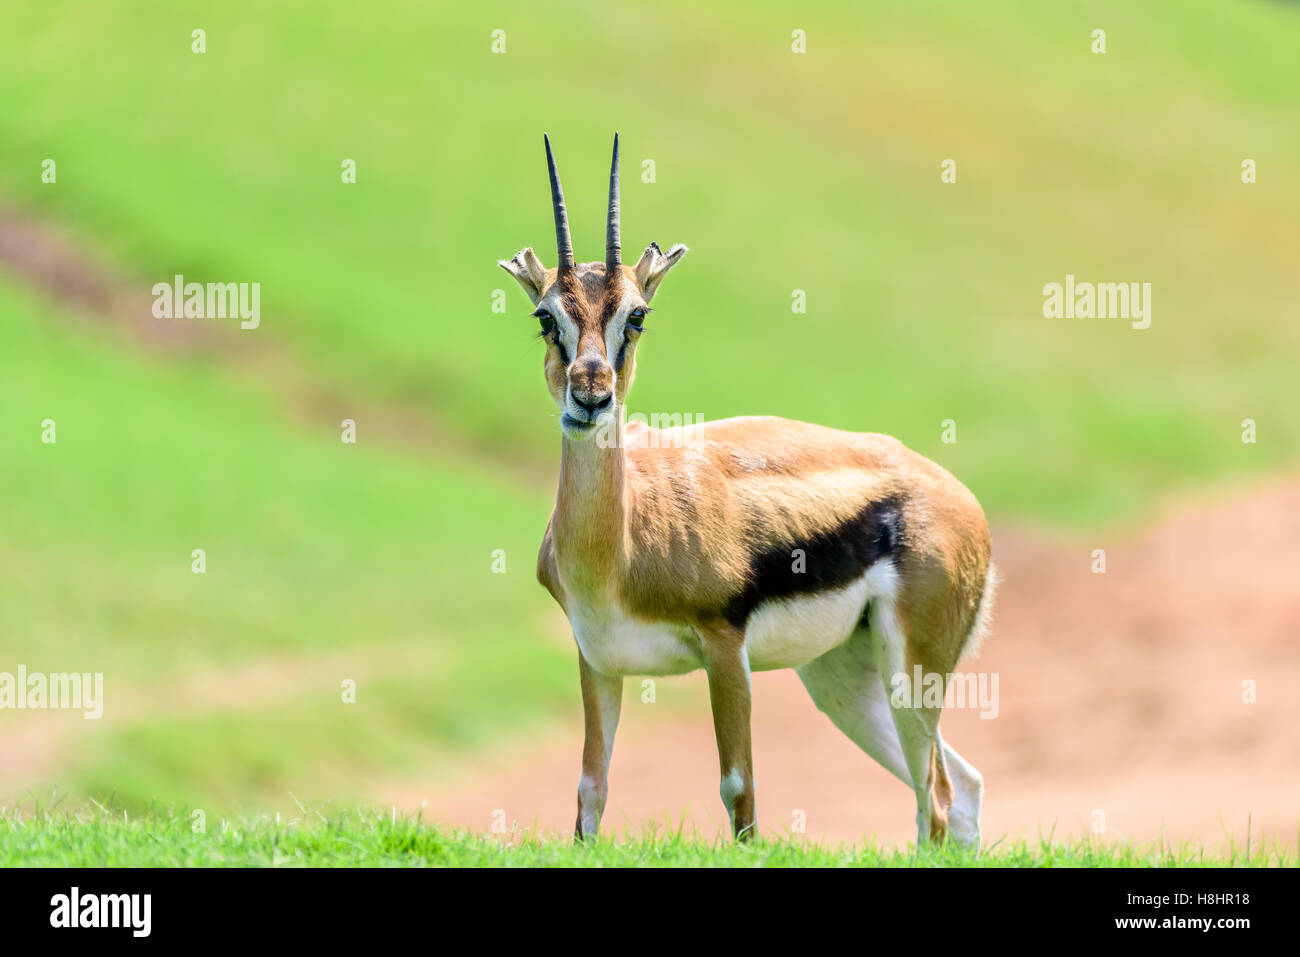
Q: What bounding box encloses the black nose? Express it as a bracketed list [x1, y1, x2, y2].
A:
[573, 391, 613, 416]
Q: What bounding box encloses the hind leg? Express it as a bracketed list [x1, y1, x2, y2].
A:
[868, 598, 953, 844]
[796, 626, 913, 788]
[869, 597, 990, 847]
[798, 620, 982, 848]
[937, 732, 983, 847]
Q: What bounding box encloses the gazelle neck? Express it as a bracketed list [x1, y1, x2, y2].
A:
[554, 409, 627, 592]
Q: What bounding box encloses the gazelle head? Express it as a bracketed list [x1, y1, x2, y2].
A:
[499, 134, 688, 440]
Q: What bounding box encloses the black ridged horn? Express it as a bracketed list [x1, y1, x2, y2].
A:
[544, 133, 575, 271]
[606, 132, 621, 270]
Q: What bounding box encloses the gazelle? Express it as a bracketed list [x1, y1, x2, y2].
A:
[499, 134, 996, 846]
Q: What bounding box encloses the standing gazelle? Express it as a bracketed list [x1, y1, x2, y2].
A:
[499, 134, 996, 846]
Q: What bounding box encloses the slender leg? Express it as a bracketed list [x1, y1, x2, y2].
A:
[869, 600, 949, 844]
[938, 733, 984, 848]
[575, 652, 623, 841]
[698, 622, 756, 841]
[796, 626, 912, 785]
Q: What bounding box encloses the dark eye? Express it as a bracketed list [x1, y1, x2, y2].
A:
[627, 307, 647, 331]
[535, 311, 556, 335]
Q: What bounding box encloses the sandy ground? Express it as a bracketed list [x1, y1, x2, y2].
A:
[396, 480, 1300, 851]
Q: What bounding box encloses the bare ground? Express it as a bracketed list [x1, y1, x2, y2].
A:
[393, 480, 1300, 851]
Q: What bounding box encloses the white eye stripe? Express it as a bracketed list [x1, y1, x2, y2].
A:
[604, 317, 622, 362]
[540, 297, 579, 355]
[604, 292, 646, 363]
[541, 291, 643, 368]
[558, 313, 579, 353]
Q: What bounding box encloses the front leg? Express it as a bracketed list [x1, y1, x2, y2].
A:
[575, 652, 623, 841]
[699, 622, 756, 841]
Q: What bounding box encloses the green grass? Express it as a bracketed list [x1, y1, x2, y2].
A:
[1, 806, 1290, 868]
[0, 0, 1297, 526]
[0, 273, 576, 809]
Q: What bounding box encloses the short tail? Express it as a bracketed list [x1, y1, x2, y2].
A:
[958, 560, 999, 661]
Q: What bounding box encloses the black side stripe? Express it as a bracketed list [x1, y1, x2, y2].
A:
[721, 496, 905, 630]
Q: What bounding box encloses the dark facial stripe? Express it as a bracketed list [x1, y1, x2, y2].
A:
[721, 496, 905, 629]
[553, 264, 633, 370]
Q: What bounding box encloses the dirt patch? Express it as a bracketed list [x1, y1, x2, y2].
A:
[0, 205, 206, 349]
[390, 480, 1300, 851]
[0, 203, 551, 485]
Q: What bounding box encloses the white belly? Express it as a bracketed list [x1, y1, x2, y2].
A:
[570, 601, 704, 676]
[744, 566, 890, 671]
[566, 564, 897, 677]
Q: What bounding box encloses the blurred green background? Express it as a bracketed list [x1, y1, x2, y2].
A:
[0, 0, 1296, 813]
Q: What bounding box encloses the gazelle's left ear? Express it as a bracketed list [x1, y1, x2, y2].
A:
[634, 242, 688, 302]
[498, 247, 549, 305]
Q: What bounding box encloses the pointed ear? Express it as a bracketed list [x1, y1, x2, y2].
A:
[497, 247, 549, 305]
[633, 242, 688, 302]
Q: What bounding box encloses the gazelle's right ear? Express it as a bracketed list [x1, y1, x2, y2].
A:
[498, 247, 549, 305]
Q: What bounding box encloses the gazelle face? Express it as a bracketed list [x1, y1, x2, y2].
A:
[498, 135, 687, 441]
[534, 264, 644, 437]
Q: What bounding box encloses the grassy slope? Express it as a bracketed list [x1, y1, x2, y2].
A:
[0, 0, 1295, 525]
[0, 808, 1287, 867]
[0, 0, 1298, 814]
[0, 276, 572, 809]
